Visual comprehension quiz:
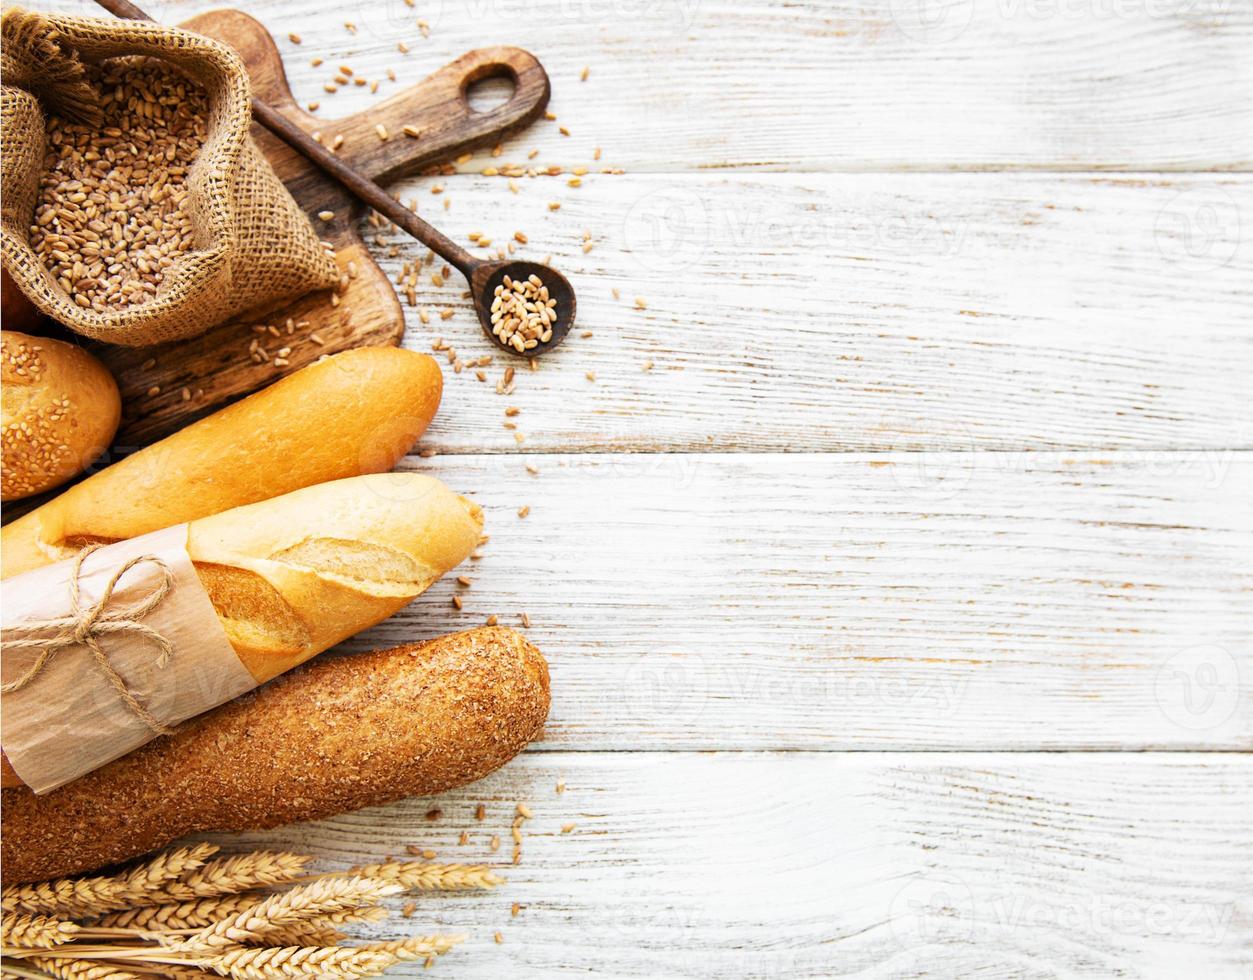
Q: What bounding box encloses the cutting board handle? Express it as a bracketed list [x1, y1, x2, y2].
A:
[183, 9, 551, 187]
[338, 46, 552, 185]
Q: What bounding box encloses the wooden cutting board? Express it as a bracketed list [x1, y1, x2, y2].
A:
[93, 8, 550, 448]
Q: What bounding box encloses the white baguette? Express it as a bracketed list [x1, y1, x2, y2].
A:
[1, 473, 483, 788]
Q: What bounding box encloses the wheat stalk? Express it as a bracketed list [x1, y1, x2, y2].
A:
[346, 863, 505, 892]
[2, 847, 219, 919]
[205, 946, 398, 980]
[4, 850, 479, 978]
[94, 897, 262, 932]
[1, 917, 80, 949]
[176, 879, 401, 953]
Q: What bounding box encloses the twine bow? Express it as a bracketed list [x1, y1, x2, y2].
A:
[1, 545, 177, 735]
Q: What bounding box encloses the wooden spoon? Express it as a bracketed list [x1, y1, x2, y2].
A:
[92, 0, 576, 358]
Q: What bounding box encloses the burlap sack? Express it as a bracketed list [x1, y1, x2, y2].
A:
[0, 8, 338, 346]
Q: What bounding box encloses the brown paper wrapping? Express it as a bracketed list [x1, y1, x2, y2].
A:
[1, 524, 254, 793]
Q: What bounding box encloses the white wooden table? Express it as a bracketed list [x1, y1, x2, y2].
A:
[49, 0, 1253, 975]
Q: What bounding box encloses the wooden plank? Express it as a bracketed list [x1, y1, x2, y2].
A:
[338, 452, 1253, 751]
[124, 0, 1253, 171]
[364, 172, 1252, 452]
[204, 752, 1253, 978]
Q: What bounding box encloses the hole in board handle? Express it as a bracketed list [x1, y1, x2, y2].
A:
[464, 69, 517, 114]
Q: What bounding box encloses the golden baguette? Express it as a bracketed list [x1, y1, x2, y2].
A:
[1, 628, 550, 885]
[1, 347, 443, 578]
[1, 473, 483, 788]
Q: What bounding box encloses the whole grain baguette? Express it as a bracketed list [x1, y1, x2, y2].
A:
[1, 628, 550, 884]
[1, 347, 442, 578]
[1, 472, 483, 788]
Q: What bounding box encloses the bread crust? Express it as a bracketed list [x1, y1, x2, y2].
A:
[1, 347, 442, 578]
[1, 628, 550, 885]
[1, 330, 120, 502]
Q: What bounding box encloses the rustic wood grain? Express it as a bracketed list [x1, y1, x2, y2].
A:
[363, 172, 1251, 452]
[69, 0, 1253, 172]
[202, 753, 1253, 978]
[333, 452, 1253, 751]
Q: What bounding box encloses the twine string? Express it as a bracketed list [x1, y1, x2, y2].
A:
[1, 545, 177, 735]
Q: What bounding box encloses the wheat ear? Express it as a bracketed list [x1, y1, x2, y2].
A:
[177, 879, 402, 952]
[237, 921, 345, 949]
[2, 847, 219, 919]
[0, 959, 51, 980]
[133, 854, 312, 907]
[0, 916, 80, 949]
[359, 935, 464, 961]
[205, 946, 398, 980]
[25, 957, 143, 980]
[347, 863, 505, 891]
[94, 896, 262, 932]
